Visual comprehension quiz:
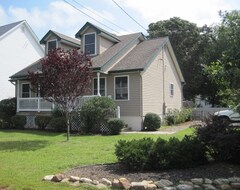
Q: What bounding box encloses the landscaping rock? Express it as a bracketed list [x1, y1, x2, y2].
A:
[112, 179, 121, 189]
[42, 175, 54, 181]
[176, 184, 193, 190]
[69, 176, 80, 182]
[204, 178, 213, 184]
[213, 178, 229, 186]
[155, 179, 174, 188]
[146, 183, 157, 190]
[51, 173, 64, 182]
[231, 183, 240, 189]
[131, 181, 148, 190]
[100, 178, 112, 186]
[191, 178, 203, 185]
[202, 184, 217, 190]
[119, 178, 131, 189]
[229, 177, 240, 183]
[91, 180, 100, 185]
[163, 187, 177, 190]
[96, 183, 107, 189]
[70, 181, 80, 187]
[179, 180, 193, 186]
[219, 184, 231, 190]
[61, 178, 70, 183]
[193, 185, 201, 190]
[79, 177, 93, 184]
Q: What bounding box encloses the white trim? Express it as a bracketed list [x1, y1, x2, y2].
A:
[83, 32, 97, 56]
[93, 76, 107, 96]
[47, 39, 58, 52]
[114, 75, 130, 101]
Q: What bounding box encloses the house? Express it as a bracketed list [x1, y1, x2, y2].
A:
[10, 22, 185, 131]
[0, 20, 44, 100]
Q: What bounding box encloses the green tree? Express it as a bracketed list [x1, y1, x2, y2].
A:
[204, 10, 240, 106]
[148, 17, 209, 100]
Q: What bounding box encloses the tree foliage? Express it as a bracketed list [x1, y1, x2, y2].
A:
[29, 48, 92, 140]
[204, 10, 240, 106]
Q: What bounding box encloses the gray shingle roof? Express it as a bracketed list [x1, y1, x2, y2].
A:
[109, 37, 168, 72]
[0, 20, 24, 37]
[92, 32, 142, 70]
[40, 30, 80, 46]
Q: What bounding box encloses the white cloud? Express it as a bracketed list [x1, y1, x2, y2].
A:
[119, 0, 239, 26]
[0, 6, 7, 24]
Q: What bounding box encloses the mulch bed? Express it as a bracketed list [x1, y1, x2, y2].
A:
[64, 162, 240, 183]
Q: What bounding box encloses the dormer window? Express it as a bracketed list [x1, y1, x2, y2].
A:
[47, 40, 57, 52]
[84, 33, 96, 55]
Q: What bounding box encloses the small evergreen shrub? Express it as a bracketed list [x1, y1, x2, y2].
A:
[115, 138, 154, 171]
[80, 96, 116, 134]
[0, 98, 16, 128]
[143, 113, 161, 131]
[165, 108, 192, 125]
[35, 116, 52, 130]
[195, 120, 240, 164]
[11, 115, 25, 129]
[107, 118, 125, 135]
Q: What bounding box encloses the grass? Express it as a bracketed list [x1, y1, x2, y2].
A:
[0, 128, 193, 190]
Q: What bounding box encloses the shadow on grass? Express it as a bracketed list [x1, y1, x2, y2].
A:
[0, 129, 63, 137]
[0, 140, 49, 151]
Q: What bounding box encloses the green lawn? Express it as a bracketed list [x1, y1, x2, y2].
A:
[0, 128, 193, 190]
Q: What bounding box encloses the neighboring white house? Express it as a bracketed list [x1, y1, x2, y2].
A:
[0, 20, 44, 100]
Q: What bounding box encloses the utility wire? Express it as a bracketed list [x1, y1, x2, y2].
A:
[72, 0, 127, 32]
[63, 0, 121, 34]
[111, 0, 147, 32]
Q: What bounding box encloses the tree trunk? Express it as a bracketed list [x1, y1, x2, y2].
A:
[66, 112, 71, 141]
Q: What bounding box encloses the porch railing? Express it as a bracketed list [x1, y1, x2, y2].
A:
[17, 95, 99, 112]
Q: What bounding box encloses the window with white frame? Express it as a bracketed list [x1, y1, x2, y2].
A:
[170, 83, 174, 96]
[47, 40, 57, 52]
[93, 78, 106, 96]
[84, 33, 96, 55]
[115, 76, 129, 100]
[22, 83, 30, 98]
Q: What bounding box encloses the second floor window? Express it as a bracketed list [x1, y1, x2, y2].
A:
[22, 83, 30, 98]
[84, 33, 96, 55]
[47, 40, 57, 52]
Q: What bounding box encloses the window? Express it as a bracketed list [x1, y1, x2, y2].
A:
[93, 78, 106, 96]
[47, 40, 57, 52]
[170, 83, 174, 96]
[22, 83, 30, 98]
[115, 76, 129, 100]
[84, 33, 96, 55]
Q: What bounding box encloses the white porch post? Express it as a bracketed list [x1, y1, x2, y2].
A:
[37, 84, 40, 112]
[97, 72, 101, 96]
[17, 80, 20, 112]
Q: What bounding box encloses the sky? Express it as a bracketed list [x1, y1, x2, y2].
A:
[0, 0, 240, 40]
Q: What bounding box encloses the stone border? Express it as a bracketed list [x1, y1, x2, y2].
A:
[43, 174, 240, 189]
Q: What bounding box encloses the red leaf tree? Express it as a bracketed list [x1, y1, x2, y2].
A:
[29, 48, 92, 140]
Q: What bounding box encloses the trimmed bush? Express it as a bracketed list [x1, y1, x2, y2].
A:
[195, 120, 240, 164]
[143, 113, 161, 131]
[11, 115, 25, 129]
[35, 116, 52, 130]
[115, 135, 208, 171]
[80, 96, 116, 134]
[115, 138, 154, 171]
[165, 108, 192, 126]
[107, 118, 125, 135]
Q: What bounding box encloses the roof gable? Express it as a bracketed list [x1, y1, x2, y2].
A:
[40, 30, 80, 47]
[75, 22, 120, 43]
[0, 20, 24, 37]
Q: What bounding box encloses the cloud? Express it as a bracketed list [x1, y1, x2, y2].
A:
[119, 0, 239, 26]
[0, 6, 7, 24]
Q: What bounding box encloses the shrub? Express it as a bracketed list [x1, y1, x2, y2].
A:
[35, 116, 52, 130]
[165, 108, 192, 126]
[107, 118, 125, 135]
[48, 117, 66, 132]
[195, 120, 240, 164]
[115, 138, 154, 170]
[115, 136, 208, 171]
[80, 96, 116, 134]
[0, 98, 16, 128]
[143, 113, 161, 131]
[11, 115, 25, 129]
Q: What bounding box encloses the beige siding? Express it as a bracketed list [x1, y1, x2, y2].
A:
[99, 36, 114, 54]
[142, 47, 183, 117]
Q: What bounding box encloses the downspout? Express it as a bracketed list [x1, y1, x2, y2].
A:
[97, 72, 101, 96]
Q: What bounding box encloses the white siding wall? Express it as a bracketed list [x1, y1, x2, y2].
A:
[0, 24, 44, 100]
